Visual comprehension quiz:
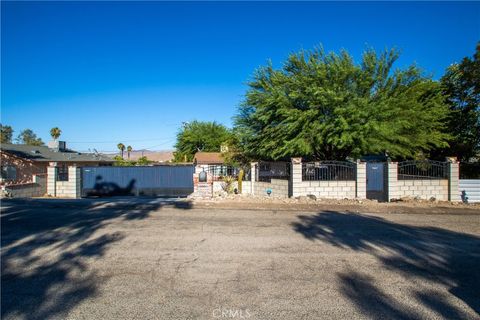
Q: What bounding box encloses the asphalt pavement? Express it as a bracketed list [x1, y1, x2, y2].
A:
[2, 198, 479, 319]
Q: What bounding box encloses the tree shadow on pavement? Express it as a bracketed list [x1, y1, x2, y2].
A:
[1, 198, 192, 320]
[292, 211, 480, 318]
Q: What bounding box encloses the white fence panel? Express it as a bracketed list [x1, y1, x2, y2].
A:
[459, 179, 480, 203]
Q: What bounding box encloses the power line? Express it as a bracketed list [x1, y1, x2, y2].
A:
[143, 138, 177, 150]
[69, 137, 175, 144]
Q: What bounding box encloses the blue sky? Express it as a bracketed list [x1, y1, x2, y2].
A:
[2, 1, 479, 152]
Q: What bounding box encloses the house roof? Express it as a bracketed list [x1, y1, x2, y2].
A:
[0, 144, 115, 163]
[194, 152, 224, 164]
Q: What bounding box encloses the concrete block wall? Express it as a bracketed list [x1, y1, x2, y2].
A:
[241, 181, 252, 194]
[291, 157, 357, 199]
[213, 180, 239, 193]
[387, 160, 460, 202]
[396, 179, 449, 201]
[47, 166, 81, 198]
[182, 159, 464, 202]
[253, 179, 289, 198]
[241, 161, 289, 197]
[294, 180, 356, 199]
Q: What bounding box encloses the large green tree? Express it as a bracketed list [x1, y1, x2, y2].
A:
[174, 121, 231, 162]
[1, 124, 13, 144]
[437, 43, 480, 162]
[16, 129, 44, 146]
[234, 46, 451, 160]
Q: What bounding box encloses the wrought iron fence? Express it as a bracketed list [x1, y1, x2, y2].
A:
[256, 161, 290, 182]
[460, 162, 480, 179]
[302, 161, 356, 181]
[398, 160, 448, 180]
[203, 165, 250, 181]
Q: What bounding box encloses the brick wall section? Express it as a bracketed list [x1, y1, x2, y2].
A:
[449, 161, 460, 202]
[356, 161, 366, 199]
[1, 174, 47, 198]
[193, 172, 213, 197]
[253, 179, 289, 198]
[396, 179, 449, 201]
[294, 180, 356, 199]
[0, 152, 47, 185]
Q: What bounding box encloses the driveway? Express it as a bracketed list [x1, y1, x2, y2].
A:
[1, 198, 479, 319]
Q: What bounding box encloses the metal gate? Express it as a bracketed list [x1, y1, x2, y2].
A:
[366, 162, 387, 202]
[81, 165, 194, 197]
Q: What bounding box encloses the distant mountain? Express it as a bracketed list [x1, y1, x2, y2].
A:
[125, 150, 174, 162]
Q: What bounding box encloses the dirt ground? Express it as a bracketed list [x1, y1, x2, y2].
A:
[2, 198, 479, 320]
[192, 194, 480, 215]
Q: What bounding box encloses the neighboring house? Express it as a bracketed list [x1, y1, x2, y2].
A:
[193, 152, 224, 169]
[193, 152, 235, 179]
[0, 141, 114, 187]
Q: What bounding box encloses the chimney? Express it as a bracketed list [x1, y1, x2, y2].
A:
[48, 140, 67, 152]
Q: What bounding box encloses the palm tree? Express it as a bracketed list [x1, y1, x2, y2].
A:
[117, 143, 125, 159]
[127, 145, 132, 160]
[50, 127, 61, 141]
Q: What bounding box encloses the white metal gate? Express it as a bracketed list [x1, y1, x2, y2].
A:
[459, 179, 480, 203]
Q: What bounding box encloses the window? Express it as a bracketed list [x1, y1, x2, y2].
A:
[1, 165, 17, 181]
[57, 164, 69, 181]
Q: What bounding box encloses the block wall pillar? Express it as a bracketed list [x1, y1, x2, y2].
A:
[448, 160, 460, 202]
[250, 162, 257, 195]
[47, 166, 57, 197]
[387, 162, 400, 202]
[68, 166, 82, 198]
[290, 157, 302, 198]
[356, 161, 367, 199]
